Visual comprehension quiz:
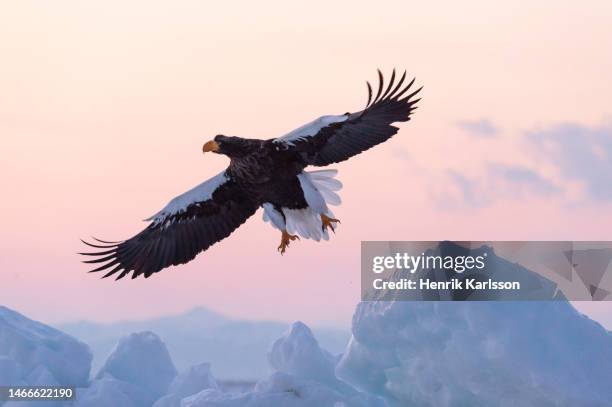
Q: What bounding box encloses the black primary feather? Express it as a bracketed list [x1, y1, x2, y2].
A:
[282, 69, 422, 166]
[82, 179, 258, 279]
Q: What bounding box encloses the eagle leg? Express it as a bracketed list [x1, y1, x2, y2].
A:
[321, 214, 340, 233]
[278, 230, 299, 255]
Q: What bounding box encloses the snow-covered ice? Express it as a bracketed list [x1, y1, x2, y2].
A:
[337, 301, 612, 407]
[182, 322, 387, 407]
[58, 307, 350, 380]
[0, 305, 92, 387]
[181, 371, 379, 407]
[269, 322, 341, 388]
[94, 331, 177, 405]
[269, 321, 381, 400]
[3, 289, 612, 407]
[0, 357, 20, 387]
[74, 373, 150, 407]
[153, 363, 218, 407]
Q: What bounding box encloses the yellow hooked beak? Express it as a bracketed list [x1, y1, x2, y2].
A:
[202, 140, 220, 153]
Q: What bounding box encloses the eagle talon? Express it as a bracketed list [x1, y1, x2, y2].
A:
[321, 214, 340, 233]
[278, 230, 299, 254]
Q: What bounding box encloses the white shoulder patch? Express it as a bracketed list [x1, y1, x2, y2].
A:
[146, 171, 229, 223]
[275, 114, 348, 146]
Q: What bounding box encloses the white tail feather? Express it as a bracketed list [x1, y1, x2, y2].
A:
[297, 173, 327, 214]
[262, 169, 342, 241]
[319, 188, 341, 206]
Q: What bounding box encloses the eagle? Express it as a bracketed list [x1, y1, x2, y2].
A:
[81, 70, 421, 279]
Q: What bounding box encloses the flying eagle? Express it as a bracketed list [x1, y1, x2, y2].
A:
[81, 70, 421, 279]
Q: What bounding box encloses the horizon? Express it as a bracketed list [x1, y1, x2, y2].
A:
[51, 302, 612, 332]
[52, 304, 349, 330]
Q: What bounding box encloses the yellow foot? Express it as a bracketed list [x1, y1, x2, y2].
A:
[321, 214, 340, 233]
[277, 230, 299, 255]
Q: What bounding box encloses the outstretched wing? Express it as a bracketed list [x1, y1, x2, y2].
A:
[81, 171, 258, 280]
[274, 69, 421, 166]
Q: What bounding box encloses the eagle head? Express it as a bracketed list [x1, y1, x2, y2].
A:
[203, 135, 249, 158]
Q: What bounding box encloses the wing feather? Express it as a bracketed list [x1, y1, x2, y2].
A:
[82, 172, 257, 279]
[380, 68, 396, 101]
[365, 81, 373, 109]
[274, 69, 421, 166]
[372, 69, 385, 104]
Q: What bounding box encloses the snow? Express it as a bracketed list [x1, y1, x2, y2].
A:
[79, 333, 216, 407]
[336, 301, 612, 407]
[25, 365, 60, 386]
[182, 322, 386, 407]
[0, 357, 20, 386]
[268, 322, 353, 395]
[181, 372, 384, 407]
[0, 306, 92, 387]
[3, 293, 612, 407]
[153, 363, 218, 407]
[95, 331, 177, 405]
[3, 400, 65, 407]
[58, 307, 350, 380]
[74, 373, 149, 407]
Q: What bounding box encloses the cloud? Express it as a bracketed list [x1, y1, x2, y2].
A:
[528, 123, 612, 200]
[456, 119, 499, 137]
[445, 170, 484, 207]
[487, 163, 561, 196]
[433, 120, 612, 208]
[441, 163, 560, 208]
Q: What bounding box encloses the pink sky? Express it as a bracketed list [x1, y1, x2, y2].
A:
[1, 1, 612, 327]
